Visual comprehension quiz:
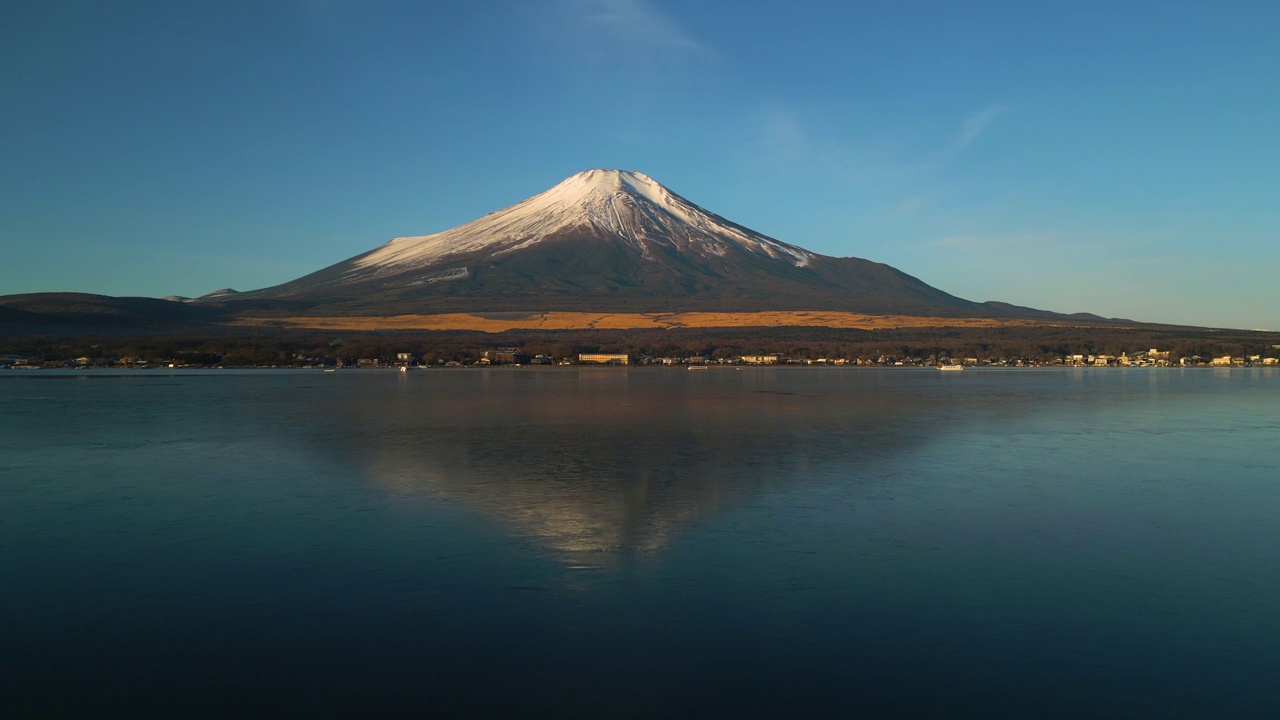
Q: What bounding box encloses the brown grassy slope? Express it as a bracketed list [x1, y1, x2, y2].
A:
[234, 311, 1100, 333]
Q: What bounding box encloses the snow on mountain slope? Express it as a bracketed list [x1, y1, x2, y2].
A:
[350, 169, 815, 276]
[222, 169, 1000, 315]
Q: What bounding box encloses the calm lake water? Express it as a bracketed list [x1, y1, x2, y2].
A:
[2, 367, 1278, 718]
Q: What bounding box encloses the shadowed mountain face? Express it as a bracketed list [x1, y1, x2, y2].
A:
[222, 170, 996, 317]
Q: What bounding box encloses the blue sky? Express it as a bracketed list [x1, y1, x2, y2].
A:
[3, 0, 1277, 329]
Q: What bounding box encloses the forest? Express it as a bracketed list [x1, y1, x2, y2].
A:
[3, 323, 1278, 367]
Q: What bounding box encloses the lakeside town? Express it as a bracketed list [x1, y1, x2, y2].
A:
[5, 345, 1279, 370]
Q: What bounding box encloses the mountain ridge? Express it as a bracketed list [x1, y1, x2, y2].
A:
[0, 171, 1148, 329]
[220, 169, 1012, 317]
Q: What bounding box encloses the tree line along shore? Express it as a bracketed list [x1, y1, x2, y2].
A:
[3, 325, 1278, 370]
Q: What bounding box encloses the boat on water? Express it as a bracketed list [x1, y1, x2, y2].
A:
[938, 364, 964, 371]
[688, 365, 709, 371]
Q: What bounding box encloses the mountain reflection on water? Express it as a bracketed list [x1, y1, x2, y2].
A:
[305, 368, 964, 562]
[4, 367, 1280, 717]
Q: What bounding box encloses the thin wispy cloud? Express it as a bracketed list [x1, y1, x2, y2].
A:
[537, 0, 718, 114]
[734, 104, 889, 183]
[756, 108, 812, 157]
[581, 0, 711, 52]
[573, 0, 711, 55]
[935, 103, 1013, 162]
[892, 194, 935, 218]
[873, 104, 1014, 222]
[957, 104, 1011, 148]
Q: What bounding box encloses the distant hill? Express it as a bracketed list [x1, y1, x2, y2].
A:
[0, 293, 228, 329]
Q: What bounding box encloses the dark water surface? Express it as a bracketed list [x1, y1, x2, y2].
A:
[2, 367, 1278, 718]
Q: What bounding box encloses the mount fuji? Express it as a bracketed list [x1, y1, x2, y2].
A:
[214, 169, 1018, 317]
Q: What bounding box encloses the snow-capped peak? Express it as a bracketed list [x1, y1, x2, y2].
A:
[350, 169, 814, 274]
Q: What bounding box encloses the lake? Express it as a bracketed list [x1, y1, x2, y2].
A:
[2, 367, 1278, 718]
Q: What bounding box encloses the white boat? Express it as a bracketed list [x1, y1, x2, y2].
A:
[687, 365, 709, 371]
[938, 364, 964, 371]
